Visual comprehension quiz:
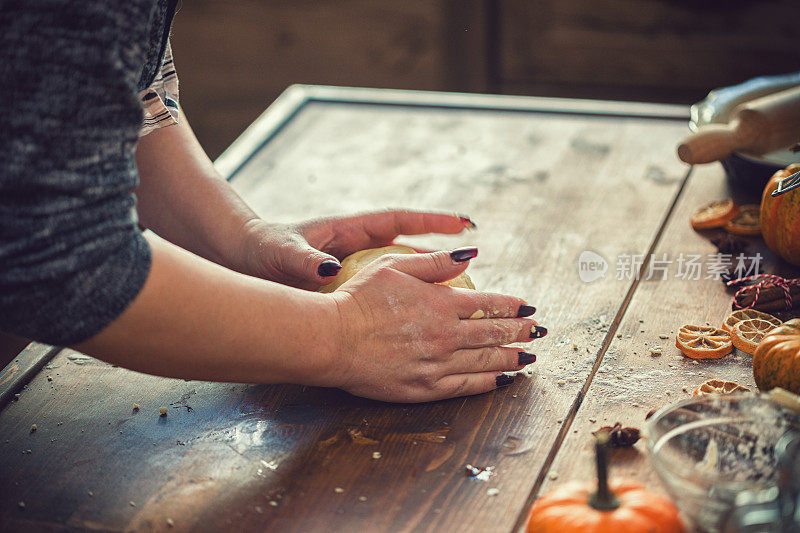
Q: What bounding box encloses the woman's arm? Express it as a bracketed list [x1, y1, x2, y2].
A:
[76, 234, 540, 401]
[75, 232, 340, 384]
[134, 109, 261, 272]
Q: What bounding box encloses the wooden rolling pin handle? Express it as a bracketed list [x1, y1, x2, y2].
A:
[677, 113, 766, 165]
[677, 123, 739, 164]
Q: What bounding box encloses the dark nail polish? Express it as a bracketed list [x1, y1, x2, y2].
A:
[318, 260, 342, 277]
[450, 247, 478, 263]
[518, 351, 536, 365]
[458, 216, 477, 229]
[495, 374, 515, 387]
[530, 325, 548, 339]
[517, 305, 536, 317]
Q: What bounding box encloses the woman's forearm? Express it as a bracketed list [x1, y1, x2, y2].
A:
[74, 233, 341, 385]
[134, 109, 259, 271]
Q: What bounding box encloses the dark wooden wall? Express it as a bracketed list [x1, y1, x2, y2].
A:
[170, 0, 800, 159]
[499, 0, 800, 103]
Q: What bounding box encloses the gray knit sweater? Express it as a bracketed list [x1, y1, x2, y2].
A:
[0, 0, 177, 345]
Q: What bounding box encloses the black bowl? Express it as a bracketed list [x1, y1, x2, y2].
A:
[720, 151, 782, 199]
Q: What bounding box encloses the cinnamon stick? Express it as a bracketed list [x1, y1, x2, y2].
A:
[733, 284, 800, 311]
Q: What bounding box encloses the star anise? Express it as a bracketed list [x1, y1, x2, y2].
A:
[710, 232, 749, 255]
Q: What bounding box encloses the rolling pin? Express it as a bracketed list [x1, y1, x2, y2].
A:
[677, 85, 800, 164]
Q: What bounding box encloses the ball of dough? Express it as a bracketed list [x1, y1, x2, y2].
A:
[319, 245, 475, 293]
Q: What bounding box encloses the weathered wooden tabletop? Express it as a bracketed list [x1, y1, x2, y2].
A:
[1, 86, 794, 532]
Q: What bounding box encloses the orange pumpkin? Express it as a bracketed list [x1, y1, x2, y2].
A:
[753, 318, 800, 394]
[761, 163, 800, 265]
[527, 433, 684, 533]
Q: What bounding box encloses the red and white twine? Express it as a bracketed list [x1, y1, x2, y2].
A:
[727, 274, 800, 310]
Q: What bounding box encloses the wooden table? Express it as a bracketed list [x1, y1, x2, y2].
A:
[1, 86, 794, 532]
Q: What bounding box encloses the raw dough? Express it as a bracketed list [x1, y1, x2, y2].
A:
[319, 245, 476, 293]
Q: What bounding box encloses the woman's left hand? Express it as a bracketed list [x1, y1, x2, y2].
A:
[237, 210, 475, 289]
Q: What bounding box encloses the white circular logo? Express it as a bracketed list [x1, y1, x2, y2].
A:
[577, 250, 608, 283]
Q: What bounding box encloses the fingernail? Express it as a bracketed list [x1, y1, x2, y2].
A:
[458, 215, 477, 230]
[530, 325, 548, 339]
[517, 305, 536, 317]
[317, 260, 342, 277]
[450, 247, 478, 263]
[495, 374, 514, 387]
[518, 351, 536, 365]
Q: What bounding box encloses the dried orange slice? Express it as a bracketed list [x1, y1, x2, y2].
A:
[690, 199, 739, 230]
[675, 325, 733, 359]
[722, 309, 781, 334]
[693, 378, 751, 396]
[730, 318, 778, 355]
[724, 204, 761, 235]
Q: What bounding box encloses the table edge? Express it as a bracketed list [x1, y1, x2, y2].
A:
[0, 343, 61, 408]
[214, 85, 690, 180]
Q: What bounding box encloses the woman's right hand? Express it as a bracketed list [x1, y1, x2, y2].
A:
[323, 248, 544, 403]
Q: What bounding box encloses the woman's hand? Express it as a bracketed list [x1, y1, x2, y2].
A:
[322, 248, 544, 403]
[238, 210, 475, 289]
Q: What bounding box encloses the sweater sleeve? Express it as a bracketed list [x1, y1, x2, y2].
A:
[0, 2, 154, 346]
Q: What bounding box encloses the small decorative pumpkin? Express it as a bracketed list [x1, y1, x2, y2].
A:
[761, 163, 800, 265]
[753, 318, 800, 394]
[527, 432, 684, 533]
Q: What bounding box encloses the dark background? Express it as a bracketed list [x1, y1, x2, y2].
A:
[170, 0, 800, 159]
